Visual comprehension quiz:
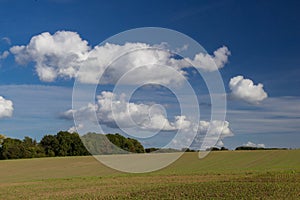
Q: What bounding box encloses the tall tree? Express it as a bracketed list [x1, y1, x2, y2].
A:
[0, 138, 24, 159]
[40, 135, 59, 156]
[106, 133, 145, 153]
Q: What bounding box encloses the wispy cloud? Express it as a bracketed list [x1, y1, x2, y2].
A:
[0, 51, 9, 60]
[227, 96, 300, 135]
[0, 85, 73, 139]
[1, 37, 11, 45]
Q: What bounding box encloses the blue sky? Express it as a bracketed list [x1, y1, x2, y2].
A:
[0, 0, 299, 149]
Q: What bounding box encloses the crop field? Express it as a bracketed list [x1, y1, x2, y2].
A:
[0, 150, 299, 199]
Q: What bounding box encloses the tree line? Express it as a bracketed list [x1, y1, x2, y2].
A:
[0, 132, 145, 160]
[0, 131, 290, 160]
[0, 131, 90, 160]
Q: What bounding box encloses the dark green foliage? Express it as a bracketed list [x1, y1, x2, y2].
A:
[145, 148, 181, 153]
[0, 131, 147, 159]
[235, 146, 265, 150]
[145, 148, 160, 153]
[0, 137, 45, 159]
[235, 146, 288, 150]
[205, 147, 229, 151]
[40, 135, 59, 157]
[22, 136, 45, 158]
[106, 133, 145, 153]
[41, 131, 90, 157]
[0, 131, 90, 160]
[207, 147, 220, 151]
[0, 138, 24, 159]
[220, 147, 229, 151]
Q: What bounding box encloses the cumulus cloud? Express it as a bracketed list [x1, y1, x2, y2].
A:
[62, 91, 193, 131]
[229, 75, 268, 104]
[10, 31, 89, 82]
[62, 90, 233, 149]
[243, 141, 265, 148]
[191, 120, 233, 150]
[184, 46, 230, 71]
[0, 96, 13, 118]
[64, 91, 216, 134]
[10, 31, 230, 85]
[198, 120, 233, 138]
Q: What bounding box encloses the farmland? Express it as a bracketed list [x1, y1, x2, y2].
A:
[0, 150, 299, 199]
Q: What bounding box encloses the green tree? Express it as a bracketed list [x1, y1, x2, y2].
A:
[106, 133, 145, 153]
[0, 138, 24, 159]
[40, 132, 89, 157]
[220, 147, 228, 151]
[56, 131, 72, 156]
[22, 136, 45, 158]
[128, 138, 145, 153]
[40, 135, 59, 156]
[56, 131, 89, 156]
[68, 132, 90, 156]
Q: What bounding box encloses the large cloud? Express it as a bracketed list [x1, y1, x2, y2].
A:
[10, 31, 230, 85]
[171, 120, 233, 150]
[198, 120, 233, 138]
[10, 31, 89, 82]
[196, 120, 233, 148]
[62, 91, 192, 131]
[0, 96, 13, 118]
[62, 92, 233, 149]
[229, 75, 268, 104]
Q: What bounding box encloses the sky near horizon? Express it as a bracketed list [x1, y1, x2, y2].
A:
[0, 0, 299, 149]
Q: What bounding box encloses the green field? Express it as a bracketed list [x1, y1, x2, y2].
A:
[0, 150, 299, 199]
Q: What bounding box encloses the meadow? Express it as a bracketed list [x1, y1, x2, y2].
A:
[0, 150, 299, 199]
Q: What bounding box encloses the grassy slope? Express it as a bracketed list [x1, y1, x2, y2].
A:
[0, 150, 299, 199]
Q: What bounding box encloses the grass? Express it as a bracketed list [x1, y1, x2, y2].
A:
[0, 150, 300, 199]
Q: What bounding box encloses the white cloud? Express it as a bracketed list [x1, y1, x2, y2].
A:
[0, 96, 13, 118]
[62, 91, 188, 131]
[173, 115, 192, 130]
[0, 51, 9, 59]
[10, 31, 230, 85]
[184, 46, 230, 71]
[63, 90, 218, 135]
[169, 119, 233, 150]
[216, 140, 224, 147]
[229, 75, 268, 104]
[243, 141, 265, 148]
[192, 120, 233, 150]
[68, 123, 84, 133]
[62, 90, 235, 149]
[226, 96, 300, 139]
[10, 31, 90, 82]
[199, 120, 233, 139]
